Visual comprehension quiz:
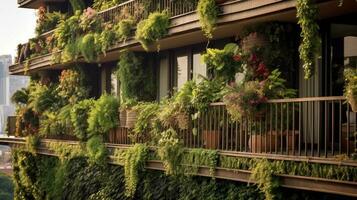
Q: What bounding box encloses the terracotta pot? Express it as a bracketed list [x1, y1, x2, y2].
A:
[119, 109, 127, 127]
[126, 109, 138, 129]
[348, 97, 357, 112]
[203, 130, 221, 149]
[285, 130, 299, 150]
[241, 32, 269, 52]
[248, 132, 278, 153]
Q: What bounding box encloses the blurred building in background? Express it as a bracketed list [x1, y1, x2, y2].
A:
[0, 55, 29, 135]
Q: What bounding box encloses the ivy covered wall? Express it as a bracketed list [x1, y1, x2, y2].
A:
[12, 150, 355, 200]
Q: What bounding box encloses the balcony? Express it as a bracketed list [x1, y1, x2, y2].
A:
[2, 97, 357, 197]
[10, 0, 306, 74]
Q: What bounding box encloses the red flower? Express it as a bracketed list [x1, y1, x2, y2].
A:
[256, 62, 269, 78]
[233, 55, 242, 62]
[249, 54, 258, 63]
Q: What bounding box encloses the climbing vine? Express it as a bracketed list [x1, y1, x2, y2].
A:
[296, 0, 320, 79]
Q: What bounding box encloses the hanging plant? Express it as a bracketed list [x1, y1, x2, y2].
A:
[197, 0, 218, 39]
[135, 11, 170, 51]
[79, 33, 99, 62]
[115, 19, 134, 43]
[87, 94, 119, 136]
[296, 0, 320, 79]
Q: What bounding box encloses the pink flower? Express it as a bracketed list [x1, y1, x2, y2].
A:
[84, 7, 97, 19]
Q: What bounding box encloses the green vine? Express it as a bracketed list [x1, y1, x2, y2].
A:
[124, 143, 149, 197]
[86, 135, 108, 166]
[250, 159, 280, 200]
[158, 128, 184, 175]
[197, 0, 218, 39]
[296, 0, 320, 79]
[25, 135, 40, 154]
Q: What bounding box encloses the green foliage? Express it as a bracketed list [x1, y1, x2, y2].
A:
[0, 173, 13, 200]
[114, 19, 134, 42]
[58, 68, 88, 104]
[46, 141, 86, 162]
[70, 99, 95, 140]
[224, 81, 266, 121]
[39, 111, 68, 137]
[11, 88, 29, 106]
[296, 0, 320, 79]
[250, 159, 280, 200]
[98, 25, 117, 55]
[124, 143, 149, 197]
[202, 43, 243, 82]
[35, 8, 66, 35]
[158, 128, 184, 175]
[79, 33, 99, 62]
[264, 69, 297, 99]
[87, 94, 119, 136]
[344, 68, 357, 102]
[86, 135, 107, 165]
[159, 81, 195, 129]
[191, 78, 225, 116]
[197, 0, 218, 39]
[132, 102, 160, 142]
[25, 135, 40, 154]
[70, 0, 85, 12]
[117, 51, 156, 103]
[135, 11, 170, 51]
[93, 0, 126, 11]
[28, 83, 59, 114]
[182, 148, 218, 177]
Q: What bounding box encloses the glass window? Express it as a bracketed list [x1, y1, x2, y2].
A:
[159, 57, 169, 99]
[111, 72, 118, 96]
[193, 53, 207, 82]
[177, 55, 188, 90]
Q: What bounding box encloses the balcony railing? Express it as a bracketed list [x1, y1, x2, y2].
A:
[105, 96, 357, 159]
[14, 0, 201, 66]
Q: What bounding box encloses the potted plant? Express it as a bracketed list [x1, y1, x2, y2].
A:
[344, 68, 357, 112]
[159, 81, 196, 130]
[192, 78, 225, 149]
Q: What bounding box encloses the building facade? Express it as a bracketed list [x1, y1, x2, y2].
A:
[1, 0, 357, 199]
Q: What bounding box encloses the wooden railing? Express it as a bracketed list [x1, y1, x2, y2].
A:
[13, 0, 200, 67]
[107, 96, 357, 159]
[99, 0, 199, 24]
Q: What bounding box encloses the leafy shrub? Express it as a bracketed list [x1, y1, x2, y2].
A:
[98, 24, 117, 55]
[197, 0, 218, 39]
[116, 51, 155, 103]
[115, 19, 134, 42]
[159, 81, 195, 129]
[93, 0, 126, 11]
[191, 78, 225, 115]
[135, 11, 170, 51]
[70, 99, 94, 140]
[202, 43, 243, 82]
[79, 33, 98, 62]
[132, 102, 160, 142]
[87, 94, 119, 136]
[58, 68, 88, 104]
[36, 7, 66, 35]
[28, 83, 59, 114]
[11, 88, 29, 106]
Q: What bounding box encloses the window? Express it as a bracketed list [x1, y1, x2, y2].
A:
[176, 55, 188, 90]
[159, 57, 169, 99]
[192, 53, 207, 82]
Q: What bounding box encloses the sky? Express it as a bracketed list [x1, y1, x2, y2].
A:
[0, 1, 36, 61]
